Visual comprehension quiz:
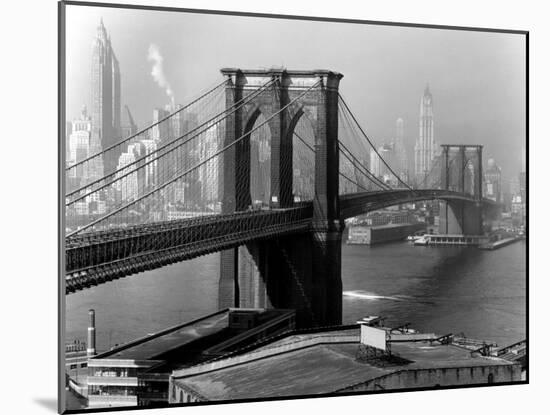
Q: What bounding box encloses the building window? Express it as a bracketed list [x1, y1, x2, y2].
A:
[488, 373, 494, 384]
[180, 391, 184, 403]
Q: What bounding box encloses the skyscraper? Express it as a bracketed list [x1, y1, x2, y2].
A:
[198, 123, 220, 206]
[67, 106, 92, 189]
[370, 144, 398, 186]
[91, 18, 121, 176]
[484, 158, 502, 203]
[68, 105, 92, 167]
[115, 143, 140, 202]
[121, 105, 137, 139]
[414, 85, 437, 183]
[394, 117, 408, 177]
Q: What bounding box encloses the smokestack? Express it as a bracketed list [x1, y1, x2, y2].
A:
[87, 309, 96, 357]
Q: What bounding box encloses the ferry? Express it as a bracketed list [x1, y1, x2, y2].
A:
[407, 230, 426, 242]
[413, 235, 430, 246]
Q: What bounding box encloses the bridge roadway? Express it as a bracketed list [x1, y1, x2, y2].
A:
[65, 190, 495, 294]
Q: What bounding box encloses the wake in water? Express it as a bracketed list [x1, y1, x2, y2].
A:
[343, 290, 410, 302]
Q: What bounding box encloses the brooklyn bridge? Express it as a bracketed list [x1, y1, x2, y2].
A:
[64, 68, 498, 327]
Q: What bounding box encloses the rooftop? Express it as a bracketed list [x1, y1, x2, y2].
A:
[351, 223, 421, 229]
[90, 308, 295, 372]
[94, 310, 229, 361]
[172, 326, 516, 401]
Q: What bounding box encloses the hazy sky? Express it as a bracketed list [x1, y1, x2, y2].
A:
[65, 4, 526, 183]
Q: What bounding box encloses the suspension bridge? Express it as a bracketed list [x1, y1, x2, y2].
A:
[64, 68, 498, 327]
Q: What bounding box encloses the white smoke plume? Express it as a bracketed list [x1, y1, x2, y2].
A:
[147, 43, 175, 107]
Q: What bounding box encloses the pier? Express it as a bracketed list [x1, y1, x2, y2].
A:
[421, 234, 489, 246]
[479, 236, 524, 250]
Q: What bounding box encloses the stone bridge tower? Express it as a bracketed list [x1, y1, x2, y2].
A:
[439, 144, 484, 235]
[218, 68, 344, 327]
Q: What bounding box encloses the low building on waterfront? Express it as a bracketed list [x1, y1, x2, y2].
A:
[65, 340, 89, 372]
[86, 308, 295, 408]
[168, 322, 522, 403]
[353, 209, 417, 226]
[347, 222, 425, 245]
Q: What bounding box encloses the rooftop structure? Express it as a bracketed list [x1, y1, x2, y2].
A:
[169, 323, 522, 403]
[86, 308, 295, 408]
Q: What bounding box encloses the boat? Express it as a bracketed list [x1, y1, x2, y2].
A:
[414, 235, 430, 246]
[356, 315, 384, 327]
[407, 230, 427, 242]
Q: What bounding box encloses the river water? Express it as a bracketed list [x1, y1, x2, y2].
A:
[65, 240, 526, 351]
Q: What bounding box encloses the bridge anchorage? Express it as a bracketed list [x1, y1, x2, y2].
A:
[65, 68, 498, 329]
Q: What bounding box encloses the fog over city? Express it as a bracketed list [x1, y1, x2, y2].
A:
[66, 6, 525, 183]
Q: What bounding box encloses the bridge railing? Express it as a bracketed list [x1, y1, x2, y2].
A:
[65, 205, 313, 293]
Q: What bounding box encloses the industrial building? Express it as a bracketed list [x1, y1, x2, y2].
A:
[169, 320, 522, 403]
[85, 308, 295, 408]
[347, 223, 425, 245]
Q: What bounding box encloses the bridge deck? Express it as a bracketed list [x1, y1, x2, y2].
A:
[64, 190, 497, 294]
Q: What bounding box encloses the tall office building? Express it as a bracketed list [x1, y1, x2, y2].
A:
[414, 85, 437, 183]
[180, 111, 201, 208]
[68, 106, 92, 167]
[394, 117, 408, 177]
[249, 124, 271, 204]
[67, 105, 106, 186]
[91, 18, 121, 176]
[150, 107, 172, 187]
[114, 144, 140, 202]
[370, 144, 398, 186]
[66, 121, 73, 163]
[198, 123, 220, 206]
[370, 147, 381, 179]
[484, 158, 502, 203]
[339, 153, 357, 194]
[121, 105, 137, 139]
[150, 108, 171, 142]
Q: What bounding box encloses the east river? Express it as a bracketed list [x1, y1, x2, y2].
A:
[66, 240, 526, 351]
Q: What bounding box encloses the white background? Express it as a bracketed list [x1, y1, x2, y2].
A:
[0, 0, 543, 414]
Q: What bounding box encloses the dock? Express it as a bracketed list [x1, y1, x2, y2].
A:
[419, 234, 488, 246]
[479, 236, 524, 250]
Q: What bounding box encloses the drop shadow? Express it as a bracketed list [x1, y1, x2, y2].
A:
[34, 398, 57, 412]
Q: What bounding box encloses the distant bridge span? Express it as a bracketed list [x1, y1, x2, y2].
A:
[340, 189, 497, 219]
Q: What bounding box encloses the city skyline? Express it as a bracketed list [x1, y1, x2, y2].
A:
[65, 7, 525, 185]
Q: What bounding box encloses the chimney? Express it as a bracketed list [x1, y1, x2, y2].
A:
[87, 309, 97, 357]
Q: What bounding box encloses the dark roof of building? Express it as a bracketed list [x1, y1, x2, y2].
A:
[91, 308, 294, 365]
[93, 310, 229, 361]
